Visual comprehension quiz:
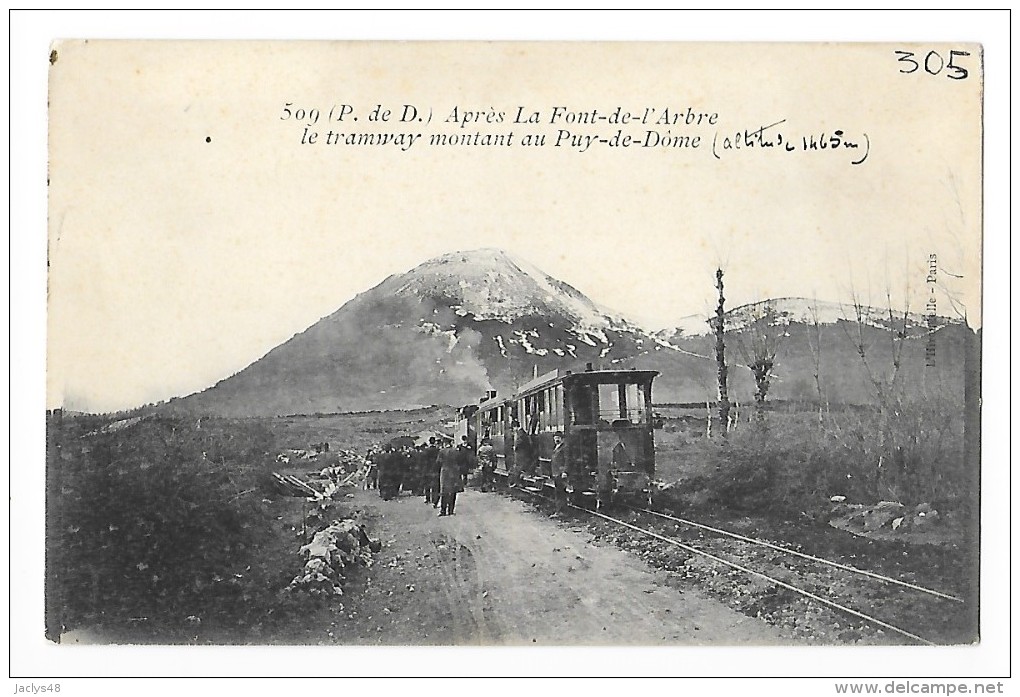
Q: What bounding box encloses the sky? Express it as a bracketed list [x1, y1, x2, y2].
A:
[11, 9, 1012, 686]
[43, 36, 985, 413]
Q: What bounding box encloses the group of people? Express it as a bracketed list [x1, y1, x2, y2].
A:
[366, 436, 494, 517]
[508, 419, 634, 516]
[506, 420, 571, 516]
[363, 426, 631, 519]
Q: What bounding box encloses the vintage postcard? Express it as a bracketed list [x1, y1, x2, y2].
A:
[27, 34, 998, 682]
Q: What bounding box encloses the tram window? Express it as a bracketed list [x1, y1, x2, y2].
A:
[569, 384, 594, 424]
[626, 383, 646, 423]
[552, 385, 563, 429]
[598, 383, 622, 422]
[558, 386, 565, 428]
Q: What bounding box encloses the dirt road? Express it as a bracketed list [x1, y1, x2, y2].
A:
[330, 486, 793, 645]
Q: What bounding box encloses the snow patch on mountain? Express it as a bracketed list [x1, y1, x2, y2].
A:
[664, 297, 957, 338]
[390, 248, 640, 333]
[511, 329, 548, 356]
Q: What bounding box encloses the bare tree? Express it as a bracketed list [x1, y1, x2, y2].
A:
[713, 268, 730, 436]
[806, 298, 827, 425]
[838, 286, 910, 407]
[734, 302, 784, 424]
[837, 276, 935, 502]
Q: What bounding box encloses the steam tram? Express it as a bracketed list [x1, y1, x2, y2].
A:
[458, 365, 658, 506]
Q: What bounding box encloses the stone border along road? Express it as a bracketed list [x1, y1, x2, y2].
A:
[333, 486, 798, 645]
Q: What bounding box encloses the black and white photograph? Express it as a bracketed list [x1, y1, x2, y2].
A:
[10, 10, 1011, 692]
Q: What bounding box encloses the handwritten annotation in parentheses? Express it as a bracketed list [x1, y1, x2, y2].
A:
[711, 119, 870, 166]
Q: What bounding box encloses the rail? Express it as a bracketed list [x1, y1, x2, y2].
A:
[503, 472, 954, 645]
[629, 505, 962, 603]
[578, 504, 937, 646]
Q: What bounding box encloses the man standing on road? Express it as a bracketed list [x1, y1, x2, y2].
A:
[550, 432, 568, 518]
[408, 445, 423, 496]
[377, 445, 394, 500]
[458, 435, 475, 488]
[438, 442, 462, 517]
[510, 419, 531, 487]
[364, 447, 379, 490]
[476, 438, 496, 492]
[423, 438, 441, 507]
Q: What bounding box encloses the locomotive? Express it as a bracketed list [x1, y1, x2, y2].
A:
[456, 364, 658, 506]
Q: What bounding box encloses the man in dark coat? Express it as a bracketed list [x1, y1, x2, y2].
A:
[457, 435, 476, 487]
[422, 438, 441, 507]
[550, 432, 569, 517]
[510, 420, 531, 487]
[437, 443, 462, 516]
[377, 445, 394, 500]
[409, 445, 425, 496]
[398, 446, 414, 495]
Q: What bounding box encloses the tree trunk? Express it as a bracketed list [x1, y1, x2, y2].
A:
[714, 269, 730, 436]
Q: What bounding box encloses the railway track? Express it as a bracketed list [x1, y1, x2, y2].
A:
[507, 478, 965, 645]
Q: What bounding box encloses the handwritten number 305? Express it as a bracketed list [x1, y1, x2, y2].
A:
[895, 50, 970, 80]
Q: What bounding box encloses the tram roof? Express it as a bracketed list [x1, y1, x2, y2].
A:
[515, 367, 659, 397]
[475, 368, 660, 410]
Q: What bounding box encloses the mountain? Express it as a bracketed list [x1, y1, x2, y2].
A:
[171, 249, 661, 416]
[651, 297, 970, 406]
[168, 250, 971, 416]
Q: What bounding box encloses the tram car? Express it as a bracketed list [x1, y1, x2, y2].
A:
[457, 364, 658, 508]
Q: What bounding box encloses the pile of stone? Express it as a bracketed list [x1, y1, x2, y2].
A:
[286, 518, 378, 598]
[829, 499, 944, 539]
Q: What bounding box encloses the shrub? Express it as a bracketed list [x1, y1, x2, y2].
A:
[51, 416, 281, 639]
[665, 402, 966, 519]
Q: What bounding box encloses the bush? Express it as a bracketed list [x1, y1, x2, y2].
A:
[670, 430, 778, 513]
[51, 416, 281, 638]
[666, 402, 966, 519]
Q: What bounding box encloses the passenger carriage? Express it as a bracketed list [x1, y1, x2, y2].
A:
[458, 365, 658, 508]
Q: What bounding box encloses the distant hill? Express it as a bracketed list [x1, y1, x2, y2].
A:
[167, 250, 972, 416]
[651, 297, 971, 407]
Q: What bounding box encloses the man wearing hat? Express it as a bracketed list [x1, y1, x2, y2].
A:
[549, 431, 569, 518]
[437, 441, 462, 517]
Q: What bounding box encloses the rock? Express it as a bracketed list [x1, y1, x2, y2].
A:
[913, 509, 940, 528]
[855, 502, 906, 531]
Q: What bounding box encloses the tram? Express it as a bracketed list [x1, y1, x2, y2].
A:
[457, 364, 658, 506]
